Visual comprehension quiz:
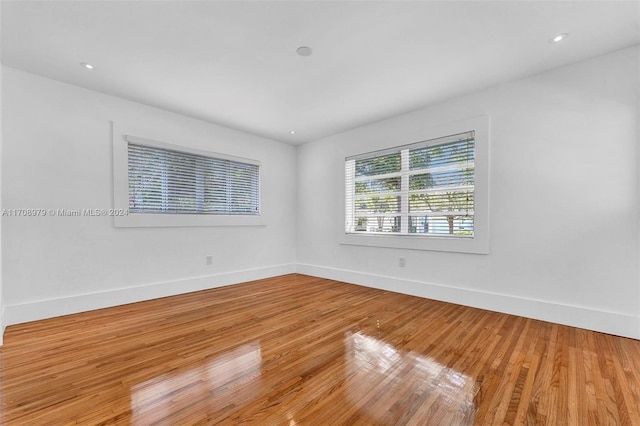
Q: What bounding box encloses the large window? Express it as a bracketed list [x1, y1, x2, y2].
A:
[128, 142, 259, 215]
[112, 129, 263, 228]
[346, 132, 474, 237]
[341, 116, 488, 254]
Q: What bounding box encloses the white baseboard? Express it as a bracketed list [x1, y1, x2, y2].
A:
[3, 264, 297, 327]
[3, 263, 638, 341]
[296, 263, 640, 340]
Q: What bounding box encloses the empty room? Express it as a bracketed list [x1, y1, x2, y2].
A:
[1, 0, 639, 424]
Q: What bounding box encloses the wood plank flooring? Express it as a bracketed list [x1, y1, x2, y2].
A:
[1, 274, 639, 425]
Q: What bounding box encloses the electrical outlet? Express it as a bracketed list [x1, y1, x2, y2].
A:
[399, 257, 406, 267]
[206, 255, 213, 266]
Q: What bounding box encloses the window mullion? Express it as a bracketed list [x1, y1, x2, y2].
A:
[161, 150, 169, 212]
[400, 149, 409, 234]
[195, 158, 204, 213]
[225, 161, 232, 214]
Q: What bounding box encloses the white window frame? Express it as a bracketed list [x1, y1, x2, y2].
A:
[340, 116, 489, 254]
[113, 126, 265, 228]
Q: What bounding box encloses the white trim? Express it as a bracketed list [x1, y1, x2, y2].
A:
[115, 213, 266, 228]
[296, 264, 640, 339]
[3, 264, 296, 326]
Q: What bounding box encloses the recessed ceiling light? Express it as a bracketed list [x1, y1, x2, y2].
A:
[296, 46, 312, 57]
[80, 62, 94, 70]
[290, 130, 296, 134]
[549, 33, 569, 44]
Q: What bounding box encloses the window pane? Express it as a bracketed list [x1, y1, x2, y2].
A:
[355, 177, 401, 194]
[203, 159, 229, 214]
[408, 216, 474, 235]
[128, 147, 164, 212]
[355, 153, 401, 177]
[228, 162, 259, 215]
[409, 140, 474, 170]
[409, 168, 473, 190]
[355, 196, 401, 215]
[354, 216, 401, 233]
[409, 191, 473, 213]
[165, 151, 197, 213]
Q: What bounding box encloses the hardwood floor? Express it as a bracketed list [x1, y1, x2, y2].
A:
[0, 274, 639, 425]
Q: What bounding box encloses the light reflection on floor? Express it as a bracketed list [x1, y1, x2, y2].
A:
[129, 341, 262, 423]
[344, 331, 476, 419]
[128, 332, 477, 423]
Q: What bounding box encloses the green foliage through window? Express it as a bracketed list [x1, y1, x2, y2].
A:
[346, 132, 474, 236]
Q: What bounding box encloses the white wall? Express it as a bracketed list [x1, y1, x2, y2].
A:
[1, 67, 297, 325]
[0, 2, 4, 345]
[297, 46, 640, 339]
[638, 45, 640, 337]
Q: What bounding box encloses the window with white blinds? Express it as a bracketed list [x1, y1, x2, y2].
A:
[345, 131, 474, 237]
[128, 142, 260, 216]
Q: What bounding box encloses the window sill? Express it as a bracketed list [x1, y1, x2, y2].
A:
[114, 213, 266, 228]
[340, 232, 489, 254]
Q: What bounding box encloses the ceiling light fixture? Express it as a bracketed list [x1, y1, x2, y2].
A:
[296, 46, 312, 57]
[290, 130, 296, 134]
[80, 62, 95, 70]
[549, 33, 569, 44]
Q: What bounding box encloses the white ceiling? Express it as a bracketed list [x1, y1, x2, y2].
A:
[2, 1, 639, 145]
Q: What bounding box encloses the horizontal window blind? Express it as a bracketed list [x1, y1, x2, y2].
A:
[345, 131, 474, 237]
[128, 142, 259, 215]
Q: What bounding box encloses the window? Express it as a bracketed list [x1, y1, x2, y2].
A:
[112, 129, 264, 228]
[345, 132, 474, 237]
[341, 116, 489, 254]
[128, 142, 259, 215]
